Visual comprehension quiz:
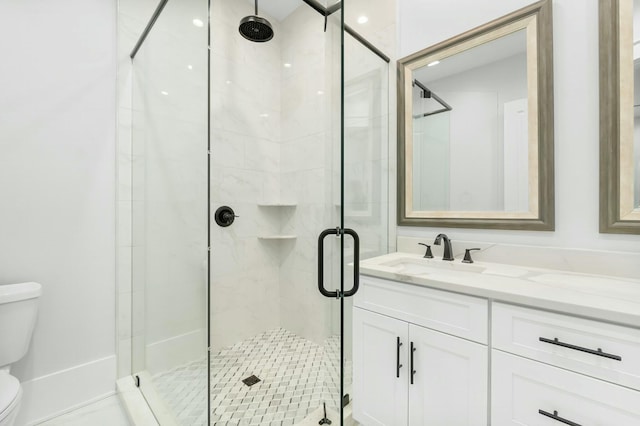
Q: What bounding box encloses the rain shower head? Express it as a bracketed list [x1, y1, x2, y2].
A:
[239, 0, 274, 43]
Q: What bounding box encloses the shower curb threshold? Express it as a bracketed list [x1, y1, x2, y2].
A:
[116, 376, 160, 426]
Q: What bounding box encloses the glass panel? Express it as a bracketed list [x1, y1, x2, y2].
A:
[208, 0, 344, 424]
[413, 112, 451, 210]
[343, 22, 390, 422]
[131, 0, 209, 424]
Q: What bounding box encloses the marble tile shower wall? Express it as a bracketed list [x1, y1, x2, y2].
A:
[279, 5, 337, 346]
[210, 1, 339, 349]
[210, 0, 284, 351]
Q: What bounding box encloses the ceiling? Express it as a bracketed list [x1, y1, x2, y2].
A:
[249, 0, 303, 21]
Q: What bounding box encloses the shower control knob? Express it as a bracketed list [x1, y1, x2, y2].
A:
[215, 206, 238, 227]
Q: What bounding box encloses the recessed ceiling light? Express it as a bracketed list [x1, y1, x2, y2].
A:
[161, 91, 169, 96]
[192, 18, 204, 27]
[187, 65, 193, 70]
[317, 90, 324, 95]
[357, 16, 368, 24]
[259, 113, 269, 118]
[284, 63, 292, 68]
[427, 60, 440, 67]
[225, 80, 232, 84]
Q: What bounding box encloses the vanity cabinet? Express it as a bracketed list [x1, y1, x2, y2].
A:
[353, 274, 640, 425]
[492, 302, 640, 390]
[492, 350, 640, 425]
[352, 308, 408, 426]
[353, 277, 488, 426]
[491, 302, 640, 425]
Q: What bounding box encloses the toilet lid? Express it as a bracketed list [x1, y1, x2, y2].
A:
[0, 374, 19, 413]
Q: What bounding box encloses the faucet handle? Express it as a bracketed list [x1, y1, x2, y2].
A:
[418, 243, 434, 259]
[462, 248, 481, 264]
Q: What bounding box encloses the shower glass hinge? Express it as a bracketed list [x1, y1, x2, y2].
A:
[342, 394, 350, 407]
[208, 247, 211, 252]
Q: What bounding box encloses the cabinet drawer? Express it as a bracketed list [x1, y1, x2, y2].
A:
[492, 350, 640, 425]
[493, 302, 640, 390]
[355, 276, 488, 344]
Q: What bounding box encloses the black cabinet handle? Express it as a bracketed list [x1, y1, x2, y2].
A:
[396, 337, 403, 378]
[410, 342, 416, 384]
[539, 337, 622, 361]
[538, 409, 582, 426]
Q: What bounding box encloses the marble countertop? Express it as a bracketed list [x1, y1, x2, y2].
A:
[359, 252, 640, 328]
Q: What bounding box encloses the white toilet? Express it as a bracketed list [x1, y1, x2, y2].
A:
[0, 282, 42, 426]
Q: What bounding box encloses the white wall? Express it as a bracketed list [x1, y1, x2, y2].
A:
[0, 0, 117, 423]
[398, 0, 640, 254]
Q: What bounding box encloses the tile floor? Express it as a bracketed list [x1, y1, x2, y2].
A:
[152, 328, 351, 426]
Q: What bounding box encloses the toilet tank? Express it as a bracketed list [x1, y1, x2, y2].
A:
[0, 282, 42, 368]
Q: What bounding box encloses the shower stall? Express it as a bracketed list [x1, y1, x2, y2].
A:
[128, 0, 389, 424]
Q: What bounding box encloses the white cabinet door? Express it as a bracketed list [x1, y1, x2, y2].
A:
[408, 324, 488, 426]
[492, 350, 640, 425]
[353, 307, 409, 426]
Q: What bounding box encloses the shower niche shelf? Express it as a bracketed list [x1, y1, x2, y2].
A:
[258, 235, 297, 240]
[257, 202, 297, 240]
[257, 202, 297, 207]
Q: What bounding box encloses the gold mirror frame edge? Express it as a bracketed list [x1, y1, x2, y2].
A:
[599, 0, 640, 233]
[397, 0, 555, 231]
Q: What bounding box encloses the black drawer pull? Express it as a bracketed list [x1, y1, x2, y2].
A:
[539, 337, 622, 361]
[539, 409, 582, 426]
[396, 337, 403, 378]
[410, 341, 416, 384]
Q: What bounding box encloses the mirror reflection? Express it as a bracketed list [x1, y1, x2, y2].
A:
[398, 0, 554, 230]
[411, 30, 530, 212]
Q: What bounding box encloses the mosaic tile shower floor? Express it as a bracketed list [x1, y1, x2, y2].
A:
[152, 328, 351, 425]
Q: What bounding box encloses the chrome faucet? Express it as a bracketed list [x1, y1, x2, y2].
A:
[433, 233, 454, 261]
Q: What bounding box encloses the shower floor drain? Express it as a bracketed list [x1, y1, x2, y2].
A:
[242, 375, 261, 387]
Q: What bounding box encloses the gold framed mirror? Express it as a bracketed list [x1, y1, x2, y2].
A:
[397, 1, 554, 230]
[600, 0, 640, 233]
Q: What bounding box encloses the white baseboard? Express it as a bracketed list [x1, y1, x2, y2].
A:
[146, 328, 206, 374]
[16, 355, 116, 425]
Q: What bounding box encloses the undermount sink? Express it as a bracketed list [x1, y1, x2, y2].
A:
[381, 257, 486, 275]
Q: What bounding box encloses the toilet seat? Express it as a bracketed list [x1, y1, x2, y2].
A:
[0, 374, 21, 423]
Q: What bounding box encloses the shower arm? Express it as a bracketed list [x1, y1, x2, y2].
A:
[412, 79, 452, 118]
[255, 0, 258, 15]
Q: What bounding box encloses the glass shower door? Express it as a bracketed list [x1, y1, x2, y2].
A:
[131, 0, 210, 424]
[342, 27, 391, 418]
[208, 0, 349, 424]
